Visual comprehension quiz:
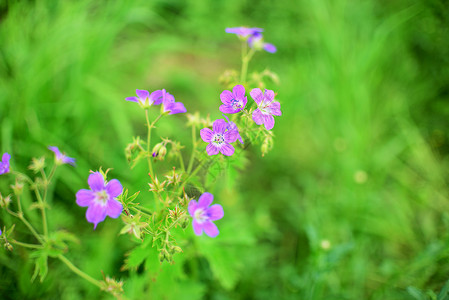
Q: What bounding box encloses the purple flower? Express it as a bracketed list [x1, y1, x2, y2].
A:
[126, 89, 164, 107]
[248, 32, 277, 53]
[225, 27, 263, 39]
[0, 153, 11, 175]
[219, 85, 247, 114]
[223, 115, 243, 144]
[188, 192, 223, 238]
[251, 88, 282, 130]
[200, 119, 239, 156]
[160, 89, 187, 115]
[48, 146, 76, 166]
[76, 172, 123, 229]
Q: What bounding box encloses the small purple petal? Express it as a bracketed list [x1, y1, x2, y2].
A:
[198, 192, 214, 208]
[206, 143, 220, 155]
[125, 96, 139, 103]
[219, 143, 235, 156]
[269, 101, 282, 116]
[250, 88, 264, 105]
[263, 43, 277, 53]
[207, 204, 224, 221]
[224, 130, 238, 143]
[106, 199, 123, 218]
[200, 128, 214, 143]
[263, 114, 275, 130]
[188, 200, 198, 217]
[48, 146, 62, 157]
[86, 203, 107, 229]
[62, 156, 76, 166]
[136, 89, 149, 101]
[232, 85, 246, 99]
[212, 119, 227, 134]
[202, 221, 219, 238]
[192, 220, 203, 235]
[264, 89, 275, 102]
[76, 189, 95, 207]
[149, 90, 164, 105]
[105, 179, 123, 198]
[252, 109, 264, 125]
[219, 104, 240, 114]
[167, 102, 187, 114]
[88, 172, 105, 192]
[220, 90, 234, 105]
[2, 153, 11, 162]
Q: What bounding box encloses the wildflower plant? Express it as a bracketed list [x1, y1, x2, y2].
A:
[0, 26, 282, 298]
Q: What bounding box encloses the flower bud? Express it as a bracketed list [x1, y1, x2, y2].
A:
[181, 217, 190, 229]
[0, 193, 11, 208]
[11, 180, 24, 196]
[152, 143, 167, 160]
[28, 157, 45, 173]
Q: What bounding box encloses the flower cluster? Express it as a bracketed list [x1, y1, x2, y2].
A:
[226, 26, 277, 53]
[126, 88, 186, 114]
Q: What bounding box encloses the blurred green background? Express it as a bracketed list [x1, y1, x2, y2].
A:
[2, 0, 449, 299]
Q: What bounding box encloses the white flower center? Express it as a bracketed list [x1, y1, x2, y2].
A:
[231, 98, 242, 110]
[194, 208, 207, 223]
[212, 133, 225, 146]
[95, 190, 109, 205]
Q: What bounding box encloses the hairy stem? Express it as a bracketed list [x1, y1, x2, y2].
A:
[58, 255, 103, 289]
[10, 239, 43, 249]
[187, 124, 197, 174]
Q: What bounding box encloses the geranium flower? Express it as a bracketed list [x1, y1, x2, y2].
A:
[248, 32, 277, 53]
[125, 89, 164, 107]
[251, 88, 282, 130]
[76, 172, 123, 229]
[188, 192, 224, 238]
[219, 85, 247, 114]
[48, 146, 76, 166]
[160, 89, 187, 115]
[225, 27, 263, 39]
[0, 153, 11, 175]
[200, 119, 239, 156]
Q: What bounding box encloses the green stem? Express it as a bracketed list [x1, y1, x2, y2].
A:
[240, 45, 256, 85]
[58, 255, 103, 289]
[7, 208, 44, 243]
[187, 124, 197, 174]
[179, 159, 207, 192]
[10, 239, 43, 249]
[11, 171, 33, 185]
[145, 109, 154, 178]
[178, 153, 185, 173]
[33, 188, 48, 238]
[145, 111, 164, 178]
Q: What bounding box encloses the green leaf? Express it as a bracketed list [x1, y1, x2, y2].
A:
[122, 239, 152, 271]
[438, 279, 449, 300]
[30, 251, 48, 283]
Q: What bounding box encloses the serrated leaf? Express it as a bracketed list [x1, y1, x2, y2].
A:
[31, 251, 48, 283]
[122, 239, 152, 271]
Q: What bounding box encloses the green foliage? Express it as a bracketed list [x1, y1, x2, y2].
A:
[1, 0, 449, 299]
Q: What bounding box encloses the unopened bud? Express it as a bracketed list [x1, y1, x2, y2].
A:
[11, 180, 24, 196]
[181, 217, 189, 229]
[0, 194, 12, 208]
[28, 157, 45, 173]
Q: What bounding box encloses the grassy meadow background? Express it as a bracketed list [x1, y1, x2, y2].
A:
[1, 0, 449, 299]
